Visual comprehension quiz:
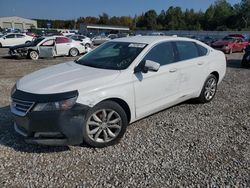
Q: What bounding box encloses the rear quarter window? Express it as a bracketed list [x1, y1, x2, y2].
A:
[196, 44, 208, 56]
[175, 41, 199, 61]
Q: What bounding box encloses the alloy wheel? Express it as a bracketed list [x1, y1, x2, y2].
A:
[86, 109, 122, 143]
[204, 77, 217, 101]
[30, 51, 38, 60]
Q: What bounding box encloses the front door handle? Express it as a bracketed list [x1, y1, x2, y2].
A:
[169, 68, 177, 73]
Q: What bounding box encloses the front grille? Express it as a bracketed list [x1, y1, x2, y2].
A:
[11, 98, 35, 116]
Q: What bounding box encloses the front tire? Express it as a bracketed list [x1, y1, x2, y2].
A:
[197, 74, 218, 103]
[85, 43, 91, 48]
[82, 101, 128, 148]
[29, 50, 39, 60]
[69, 48, 79, 57]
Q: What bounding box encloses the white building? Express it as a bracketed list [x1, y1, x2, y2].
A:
[0, 16, 37, 31]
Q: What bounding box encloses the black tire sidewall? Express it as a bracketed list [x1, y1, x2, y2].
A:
[82, 101, 128, 148]
[85, 43, 90, 48]
[198, 74, 218, 103]
[69, 48, 78, 57]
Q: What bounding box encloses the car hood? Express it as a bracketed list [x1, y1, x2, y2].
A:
[10, 43, 34, 50]
[17, 61, 120, 94]
[212, 40, 230, 46]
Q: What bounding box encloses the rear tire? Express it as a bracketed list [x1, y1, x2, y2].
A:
[69, 48, 79, 57]
[82, 101, 128, 148]
[0, 43, 2, 48]
[197, 74, 218, 103]
[25, 41, 31, 44]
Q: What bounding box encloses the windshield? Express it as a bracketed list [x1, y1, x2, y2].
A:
[222, 37, 234, 42]
[32, 37, 45, 46]
[75, 42, 147, 70]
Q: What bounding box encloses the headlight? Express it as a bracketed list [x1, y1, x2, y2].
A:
[33, 96, 77, 111]
[11, 84, 16, 96]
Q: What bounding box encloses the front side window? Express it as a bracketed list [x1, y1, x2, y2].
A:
[175, 41, 199, 61]
[6, 34, 15, 39]
[41, 39, 55, 46]
[76, 42, 147, 70]
[143, 42, 175, 66]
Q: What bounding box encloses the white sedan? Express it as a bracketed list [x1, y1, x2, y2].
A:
[0, 33, 34, 47]
[70, 35, 92, 48]
[11, 36, 226, 147]
[9, 36, 86, 60]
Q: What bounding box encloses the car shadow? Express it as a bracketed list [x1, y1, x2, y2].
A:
[227, 59, 250, 69]
[0, 105, 71, 153]
[1, 55, 26, 60]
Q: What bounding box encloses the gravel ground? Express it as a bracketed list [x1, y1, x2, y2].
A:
[0, 48, 249, 187]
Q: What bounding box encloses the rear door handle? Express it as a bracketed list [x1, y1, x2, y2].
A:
[169, 68, 177, 73]
[197, 62, 204, 65]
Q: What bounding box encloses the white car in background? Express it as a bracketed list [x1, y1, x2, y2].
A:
[9, 36, 86, 60]
[70, 35, 93, 48]
[0, 33, 34, 47]
[91, 35, 111, 45]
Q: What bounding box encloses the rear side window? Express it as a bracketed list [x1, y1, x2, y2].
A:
[196, 44, 208, 56]
[16, 34, 25, 38]
[175, 41, 199, 61]
[143, 42, 175, 66]
[56, 37, 71, 44]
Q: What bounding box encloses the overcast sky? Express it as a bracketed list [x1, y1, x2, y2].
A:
[0, 0, 241, 20]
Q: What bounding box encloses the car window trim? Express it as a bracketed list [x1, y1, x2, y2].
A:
[136, 41, 178, 69]
[173, 41, 204, 62]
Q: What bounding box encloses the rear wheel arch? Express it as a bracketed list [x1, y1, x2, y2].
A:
[210, 71, 219, 82]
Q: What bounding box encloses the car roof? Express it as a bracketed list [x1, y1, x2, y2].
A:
[112, 36, 197, 45]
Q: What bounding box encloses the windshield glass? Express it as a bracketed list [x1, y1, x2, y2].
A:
[75, 42, 147, 70]
[222, 37, 234, 42]
[32, 37, 45, 46]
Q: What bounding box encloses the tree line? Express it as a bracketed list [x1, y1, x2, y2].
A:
[36, 0, 250, 31]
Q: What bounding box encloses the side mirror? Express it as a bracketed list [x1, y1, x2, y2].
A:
[134, 60, 160, 73]
[3, 37, 6, 39]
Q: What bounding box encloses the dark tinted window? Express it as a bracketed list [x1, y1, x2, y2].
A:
[143, 42, 175, 66]
[41, 39, 55, 46]
[76, 42, 146, 70]
[6, 34, 15, 38]
[196, 44, 208, 56]
[56, 37, 71, 44]
[175, 41, 199, 61]
[16, 34, 24, 38]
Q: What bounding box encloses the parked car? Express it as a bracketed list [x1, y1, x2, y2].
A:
[0, 33, 34, 47]
[241, 44, 250, 67]
[91, 35, 110, 45]
[201, 36, 216, 46]
[10, 36, 226, 147]
[9, 36, 86, 60]
[211, 36, 248, 54]
[60, 30, 77, 37]
[107, 34, 119, 39]
[70, 35, 92, 48]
